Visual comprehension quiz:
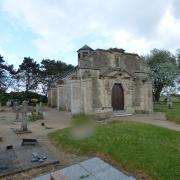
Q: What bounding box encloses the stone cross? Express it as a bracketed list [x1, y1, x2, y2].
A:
[21, 100, 28, 131]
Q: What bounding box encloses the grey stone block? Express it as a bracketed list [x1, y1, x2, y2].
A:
[94, 166, 129, 180]
[62, 164, 90, 180]
[79, 157, 109, 174]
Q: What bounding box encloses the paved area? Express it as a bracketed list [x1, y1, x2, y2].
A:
[34, 157, 136, 180]
[0, 143, 58, 177]
[0, 108, 88, 179]
[0, 107, 180, 179]
[114, 112, 180, 132]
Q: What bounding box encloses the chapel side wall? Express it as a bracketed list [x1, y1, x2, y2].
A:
[92, 78, 113, 118]
[66, 81, 72, 111]
[92, 78, 102, 110]
[143, 81, 153, 112]
[57, 84, 67, 111]
[51, 88, 57, 108]
[81, 79, 93, 114]
[70, 80, 81, 114]
[133, 80, 153, 113]
[47, 89, 51, 106]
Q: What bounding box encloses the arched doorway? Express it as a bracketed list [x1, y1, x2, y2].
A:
[111, 83, 124, 110]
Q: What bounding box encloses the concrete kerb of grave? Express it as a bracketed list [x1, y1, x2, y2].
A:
[0, 140, 59, 178]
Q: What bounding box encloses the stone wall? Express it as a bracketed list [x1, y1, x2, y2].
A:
[47, 89, 51, 106]
[50, 88, 57, 108]
[79, 50, 147, 75]
[57, 84, 67, 110]
[48, 48, 153, 116]
[70, 80, 81, 114]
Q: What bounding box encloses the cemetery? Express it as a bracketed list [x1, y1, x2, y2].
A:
[1, 0, 180, 178]
[0, 97, 179, 179]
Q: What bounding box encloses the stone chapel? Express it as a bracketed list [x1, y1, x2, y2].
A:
[48, 45, 153, 118]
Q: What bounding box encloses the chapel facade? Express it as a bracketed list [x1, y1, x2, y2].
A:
[48, 45, 153, 118]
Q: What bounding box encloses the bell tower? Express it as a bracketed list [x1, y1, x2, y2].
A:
[77, 45, 94, 66]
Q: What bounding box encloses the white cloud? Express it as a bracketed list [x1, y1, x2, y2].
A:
[2, 0, 180, 61]
[0, 47, 20, 68]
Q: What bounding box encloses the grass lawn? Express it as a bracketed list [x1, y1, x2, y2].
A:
[49, 121, 180, 180]
[154, 102, 180, 124]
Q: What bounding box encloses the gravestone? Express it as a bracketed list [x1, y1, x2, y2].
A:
[36, 103, 44, 120]
[36, 104, 40, 114]
[13, 101, 20, 121]
[20, 100, 29, 132]
[167, 93, 172, 109]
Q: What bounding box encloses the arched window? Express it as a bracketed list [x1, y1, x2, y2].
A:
[115, 56, 119, 66]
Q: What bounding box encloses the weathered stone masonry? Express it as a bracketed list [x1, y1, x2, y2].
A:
[48, 45, 153, 118]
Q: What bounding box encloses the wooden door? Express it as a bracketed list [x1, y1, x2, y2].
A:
[112, 83, 124, 110]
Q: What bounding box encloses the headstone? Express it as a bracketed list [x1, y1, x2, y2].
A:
[36, 104, 40, 114]
[40, 101, 43, 107]
[15, 102, 20, 121]
[21, 100, 28, 131]
[36, 103, 44, 120]
[167, 93, 172, 109]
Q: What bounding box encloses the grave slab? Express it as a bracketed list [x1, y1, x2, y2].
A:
[34, 157, 136, 180]
[0, 143, 59, 178]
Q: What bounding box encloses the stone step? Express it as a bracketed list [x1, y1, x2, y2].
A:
[113, 111, 132, 117]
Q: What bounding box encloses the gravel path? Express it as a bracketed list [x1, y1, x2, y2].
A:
[0, 107, 88, 179]
[114, 112, 180, 132]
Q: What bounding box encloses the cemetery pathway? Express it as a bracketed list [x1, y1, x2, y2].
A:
[114, 112, 180, 132]
[0, 107, 88, 179]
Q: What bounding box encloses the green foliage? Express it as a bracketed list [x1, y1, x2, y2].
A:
[176, 49, 180, 69]
[28, 112, 43, 121]
[71, 114, 94, 127]
[41, 59, 74, 75]
[0, 55, 14, 92]
[0, 91, 47, 106]
[145, 49, 179, 101]
[18, 57, 40, 92]
[39, 59, 74, 95]
[154, 102, 180, 124]
[49, 121, 180, 180]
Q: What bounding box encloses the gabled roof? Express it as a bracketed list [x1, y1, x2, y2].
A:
[77, 45, 94, 52]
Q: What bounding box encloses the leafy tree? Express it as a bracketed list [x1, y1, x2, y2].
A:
[39, 59, 74, 95]
[145, 49, 179, 102]
[18, 57, 40, 92]
[0, 55, 15, 92]
[176, 49, 180, 69]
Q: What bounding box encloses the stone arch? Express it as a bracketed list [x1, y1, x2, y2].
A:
[107, 75, 133, 113]
[111, 83, 124, 110]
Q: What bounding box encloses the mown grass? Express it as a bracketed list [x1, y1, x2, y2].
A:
[154, 102, 180, 124]
[49, 121, 180, 180]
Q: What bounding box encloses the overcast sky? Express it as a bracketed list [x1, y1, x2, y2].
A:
[0, 0, 180, 68]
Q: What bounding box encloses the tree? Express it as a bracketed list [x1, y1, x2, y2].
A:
[175, 49, 180, 94]
[0, 55, 15, 92]
[176, 49, 180, 69]
[145, 49, 179, 102]
[18, 57, 40, 92]
[39, 59, 74, 95]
